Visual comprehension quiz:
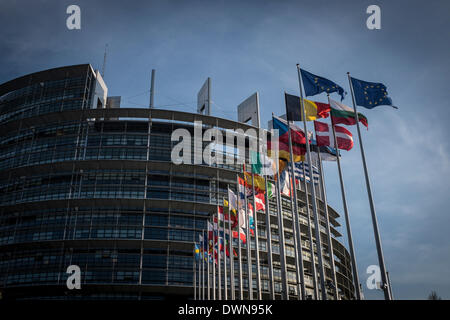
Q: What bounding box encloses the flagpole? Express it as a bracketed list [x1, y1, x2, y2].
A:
[327, 94, 361, 300]
[202, 230, 206, 300]
[217, 173, 222, 300]
[264, 175, 275, 299]
[296, 64, 327, 300]
[227, 189, 236, 300]
[198, 240, 202, 299]
[347, 72, 391, 300]
[251, 172, 262, 299]
[300, 160, 319, 299]
[244, 166, 253, 300]
[211, 217, 216, 300]
[261, 135, 275, 299]
[316, 147, 339, 300]
[283, 110, 306, 298]
[201, 232, 204, 300]
[207, 227, 210, 300]
[272, 113, 289, 300]
[222, 198, 228, 300]
[237, 177, 244, 300]
[387, 272, 394, 300]
[207, 218, 213, 300]
[275, 169, 289, 300]
[251, 96, 263, 300]
[194, 248, 197, 300]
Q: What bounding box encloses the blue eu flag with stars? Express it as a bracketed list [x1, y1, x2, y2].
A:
[301, 68, 346, 101]
[350, 77, 395, 109]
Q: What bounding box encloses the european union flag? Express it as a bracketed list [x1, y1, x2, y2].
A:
[301, 69, 346, 101]
[350, 77, 395, 109]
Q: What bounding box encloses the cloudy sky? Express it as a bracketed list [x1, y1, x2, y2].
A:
[1, 0, 449, 299]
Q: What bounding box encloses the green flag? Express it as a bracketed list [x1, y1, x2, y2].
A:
[251, 151, 275, 176]
[268, 182, 274, 199]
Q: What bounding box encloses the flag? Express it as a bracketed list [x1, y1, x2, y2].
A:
[218, 206, 224, 221]
[224, 237, 238, 257]
[267, 182, 275, 199]
[199, 235, 209, 261]
[314, 121, 354, 151]
[255, 192, 265, 212]
[217, 235, 225, 254]
[285, 93, 330, 121]
[350, 77, 395, 109]
[269, 115, 306, 162]
[233, 228, 247, 244]
[238, 208, 247, 244]
[273, 115, 306, 145]
[294, 162, 319, 185]
[300, 68, 346, 101]
[279, 169, 292, 197]
[238, 177, 246, 208]
[225, 212, 238, 229]
[227, 188, 238, 213]
[220, 203, 238, 229]
[268, 139, 304, 163]
[207, 221, 215, 244]
[330, 98, 368, 128]
[248, 202, 255, 236]
[311, 145, 339, 162]
[194, 243, 201, 261]
[278, 159, 288, 174]
[250, 151, 276, 176]
[244, 171, 265, 192]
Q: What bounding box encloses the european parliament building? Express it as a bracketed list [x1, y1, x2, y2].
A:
[0, 64, 356, 300]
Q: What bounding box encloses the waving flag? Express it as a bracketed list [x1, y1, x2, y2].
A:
[194, 243, 201, 261]
[268, 115, 306, 162]
[218, 205, 224, 221]
[311, 145, 339, 162]
[244, 171, 265, 193]
[219, 204, 238, 229]
[227, 188, 238, 213]
[238, 177, 245, 204]
[300, 68, 346, 101]
[248, 202, 255, 236]
[267, 182, 275, 199]
[207, 221, 215, 244]
[238, 208, 247, 244]
[255, 192, 265, 212]
[279, 169, 292, 197]
[294, 162, 319, 185]
[330, 98, 368, 128]
[314, 121, 354, 151]
[250, 151, 276, 176]
[285, 93, 330, 121]
[350, 77, 395, 109]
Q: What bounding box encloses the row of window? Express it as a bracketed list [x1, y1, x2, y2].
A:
[0, 147, 244, 171]
[0, 187, 217, 205]
[0, 253, 195, 271]
[0, 213, 207, 230]
[0, 73, 91, 124]
[0, 226, 205, 244]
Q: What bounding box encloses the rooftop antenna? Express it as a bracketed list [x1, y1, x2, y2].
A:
[149, 69, 156, 108]
[101, 44, 108, 78]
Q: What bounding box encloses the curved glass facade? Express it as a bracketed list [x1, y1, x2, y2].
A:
[0, 65, 356, 300]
